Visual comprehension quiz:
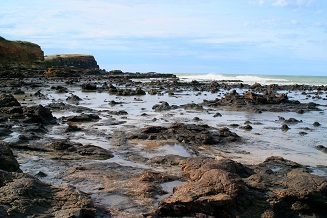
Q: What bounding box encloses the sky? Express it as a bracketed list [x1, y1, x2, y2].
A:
[1, 0, 327, 76]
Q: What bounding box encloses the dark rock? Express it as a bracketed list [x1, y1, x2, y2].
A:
[82, 83, 97, 91]
[66, 113, 100, 122]
[316, 145, 327, 153]
[182, 103, 203, 111]
[285, 117, 302, 123]
[0, 127, 12, 137]
[281, 124, 290, 130]
[47, 140, 78, 151]
[0, 94, 21, 107]
[76, 144, 114, 160]
[213, 112, 222, 117]
[22, 105, 56, 124]
[240, 124, 253, 130]
[51, 85, 69, 93]
[0, 141, 21, 172]
[192, 117, 202, 121]
[33, 90, 47, 99]
[107, 110, 128, 116]
[65, 124, 82, 132]
[130, 123, 240, 146]
[66, 94, 82, 103]
[250, 82, 262, 89]
[152, 101, 177, 112]
[35, 171, 47, 178]
[313, 121, 321, 127]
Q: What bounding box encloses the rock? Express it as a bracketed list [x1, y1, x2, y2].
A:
[313, 121, 321, 127]
[281, 124, 290, 130]
[0, 37, 44, 68]
[22, 105, 57, 124]
[47, 140, 78, 151]
[316, 145, 327, 153]
[152, 101, 177, 112]
[0, 94, 21, 107]
[65, 124, 82, 132]
[250, 82, 262, 89]
[76, 144, 114, 160]
[51, 85, 69, 93]
[155, 156, 327, 217]
[107, 110, 128, 116]
[44, 54, 99, 70]
[129, 123, 240, 146]
[213, 112, 222, 117]
[182, 103, 203, 111]
[0, 127, 12, 137]
[240, 124, 253, 130]
[0, 170, 96, 217]
[66, 94, 82, 103]
[148, 155, 187, 167]
[0, 141, 21, 172]
[33, 90, 47, 99]
[82, 83, 97, 91]
[285, 117, 302, 123]
[35, 171, 48, 178]
[65, 113, 100, 122]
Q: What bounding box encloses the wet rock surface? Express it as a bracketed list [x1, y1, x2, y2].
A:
[0, 72, 326, 217]
[0, 142, 96, 218]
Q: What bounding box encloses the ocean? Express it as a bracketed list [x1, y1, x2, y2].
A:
[176, 73, 327, 86]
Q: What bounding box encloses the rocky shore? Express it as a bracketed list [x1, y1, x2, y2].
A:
[0, 37, 326, 217]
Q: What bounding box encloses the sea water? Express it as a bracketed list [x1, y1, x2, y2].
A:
[177, 73, 327, 86]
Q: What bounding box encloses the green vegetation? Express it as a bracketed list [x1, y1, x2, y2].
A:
[14, 40, 40, 48]
[0, 36, 6, 41]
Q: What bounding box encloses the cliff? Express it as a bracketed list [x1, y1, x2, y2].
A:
[44, 54, 99, 70]
[0, 36, 44, 68]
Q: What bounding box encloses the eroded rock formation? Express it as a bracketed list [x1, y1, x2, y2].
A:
[0, 36, 44, 68]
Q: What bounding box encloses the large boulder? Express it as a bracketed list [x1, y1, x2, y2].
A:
[155, 156, 327, 217]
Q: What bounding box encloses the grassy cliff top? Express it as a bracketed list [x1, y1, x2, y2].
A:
[44, 54, 94, 60]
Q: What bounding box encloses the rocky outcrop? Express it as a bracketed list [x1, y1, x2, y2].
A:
[44, 54, 99, 70]
[129, 123, 240, 146]
[0, 36, 44, 68]
[203, 90, 320, 113]
[155, 156, 327, 218]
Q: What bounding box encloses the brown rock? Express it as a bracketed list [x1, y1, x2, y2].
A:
[155, 156, 327, 217]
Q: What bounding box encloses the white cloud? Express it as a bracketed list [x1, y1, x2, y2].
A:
[272, 0, 314, 7]
[273, 0, 289, 6]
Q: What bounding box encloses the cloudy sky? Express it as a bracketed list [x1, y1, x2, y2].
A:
[1, 0, 327, 75]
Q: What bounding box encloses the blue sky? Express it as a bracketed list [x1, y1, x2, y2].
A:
[1, 0, 327, 75]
